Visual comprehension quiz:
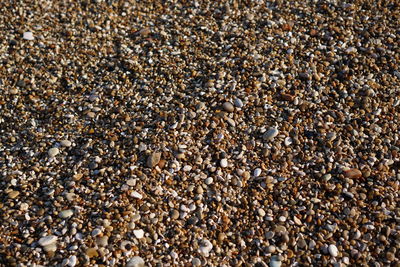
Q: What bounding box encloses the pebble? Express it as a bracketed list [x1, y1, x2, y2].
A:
[126, 256, 145, 267]
[263, 128, 279, 141]
[170, 209, 180, 220]
[8, 190, 20, 199]
[48, 147, 60, 157]
[86, 248, 99, 258]
[131, 191, 143, 199]
[198, 239, 213, 257]
[23, 31, 34, 40]
[38, 235, 57, 247]
[192, 257, 202, 266]
[234, 98, 244, 108]
[328, 244, 339, 257]
[147, 152, 161, 168]
[59, 209, 74, 219]
[253, 168, 262, 177]
[257, 208, 266, 217]
[220, 158, 228, 168]
[223, 102, 235, 112]
[133, 229, 144, 239]
[60, 140, 72, 147]
[96, 236, 109, 247]
[67, 255, 77, 267]
[344, 168, 362, 179]
[269, 255, 282, 267]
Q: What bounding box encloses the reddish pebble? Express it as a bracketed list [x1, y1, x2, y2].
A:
[344, 168, 362, 179]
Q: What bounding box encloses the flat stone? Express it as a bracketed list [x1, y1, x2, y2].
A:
[38, 235, 58, 247]
[86, 248, 98, 258]
[67, 255, 77, 267]
[147, 152, 161, 168]
[23, 31, 34, 40]
[48, 147, 60, 157]
[170, 209, 180, 220]
[234, 98, 244, 108]
[8, 190, 20, 199]
[263, 128, 279, 141]
[96, 236, 108, 247]
[60, 140, 72, 147]
[59, 209, 74, 219]
[198, 239, 213, 257]
[126, 256, 145, 267]
[131, 191, 143, 199]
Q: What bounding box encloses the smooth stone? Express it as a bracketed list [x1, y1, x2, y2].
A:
[133, 229, 144, 239]
[223, 102, 234, 112]
[263, 128, 279, 141]
[91, 228, 102, 237]
[257, 208, 266, 217]
[131, 191, 143, 199]
[147, 152, 161, 168]
[23, 31, 34, 40]
[269, 256, 282, 267]
[59, 209, 74, 219]
[253, 168, 262, 177]
[67, 255, 77, 267]
[8, 190, 20, 199]
[43, 243, 57, 252]
[205, 177, 213, 185]
[344, 168, 362, 179]
[220, 158, 228, 168]
[266, 245, 276, 253]
[60, 140, 72, 147]
[170, 209, 180, 220]
[38, 235, 57, 247]
[328, 244, 339, 257]
[234, 98, 244, 108]
[96, 236, 108, 247]
[48, 147, 60, 157]
[126, 256, 145, 267]
[192, 257, 202, 266]
[126, 179, 137, 186]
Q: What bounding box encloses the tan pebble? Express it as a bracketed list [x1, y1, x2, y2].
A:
[147, 152, 161, 168]
[8, 191, 20, 199]
[86, 248, 99, 258]
[223, 102, 234, 112]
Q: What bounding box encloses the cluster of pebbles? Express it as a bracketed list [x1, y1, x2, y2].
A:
[1, 0, 399, 266]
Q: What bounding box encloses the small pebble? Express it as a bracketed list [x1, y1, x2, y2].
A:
[38, 235, 57, 247]
[126, 256, 145, 267]
[48, 147, 60, 157]
[223, 102, 234, 112]
[253, 168, 262, 177]
[234, 98, 244, 108]
[263, 128, 279, 141]
[220, 158, 228, 168]
[133, 229, 144, 239]
[59, 209, 74, 219]
[344, 168, 362, 179]
[60, 140, 72, 147]
[23, 31, 34, 40]
[328, 244, 339, 257]
[192, 257, 202, 266]
[147, 152, 161, 168]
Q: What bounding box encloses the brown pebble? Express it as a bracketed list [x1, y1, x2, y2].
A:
[86, 248, 99, 258]
[147, 152, 161, 168]
[344, 168, 362, 179]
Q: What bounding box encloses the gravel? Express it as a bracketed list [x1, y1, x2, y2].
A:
[0, 1, 399, 266]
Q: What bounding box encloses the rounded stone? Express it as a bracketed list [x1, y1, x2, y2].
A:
[328, 244, 339, 257]
[38, 235, 58, 247]
[126, 256, 145, 267]
[220, 158, 228, 168]
[60, 140, 72, 147]
[48, 147, 60, 157]
[263, 128, 279, 141]
[223, 102, 234, 112]
[59, 209, 74, 219]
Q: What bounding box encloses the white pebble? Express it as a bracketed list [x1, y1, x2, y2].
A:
[23, 31, 34, 40]
[220, 158, 228, 168]
[198, 239, 213, 257]
[38, 235, 57, 247]
[253, 168, 262, 177]
[48, 147, 60, 157]
[91, 228, 102, 237]
[328, 244, 339, 257]
[60, 140, 72, 147]
[59, 209, 74, 219]
[205, 177, 213, 185]
[67, 255, 77, 267]
[126, 256, 145, 267]
[131, 191, 143, 199]
[133, 229, 144, 239]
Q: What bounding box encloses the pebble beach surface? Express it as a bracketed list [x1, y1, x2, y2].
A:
[0, 0, 399, 266]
